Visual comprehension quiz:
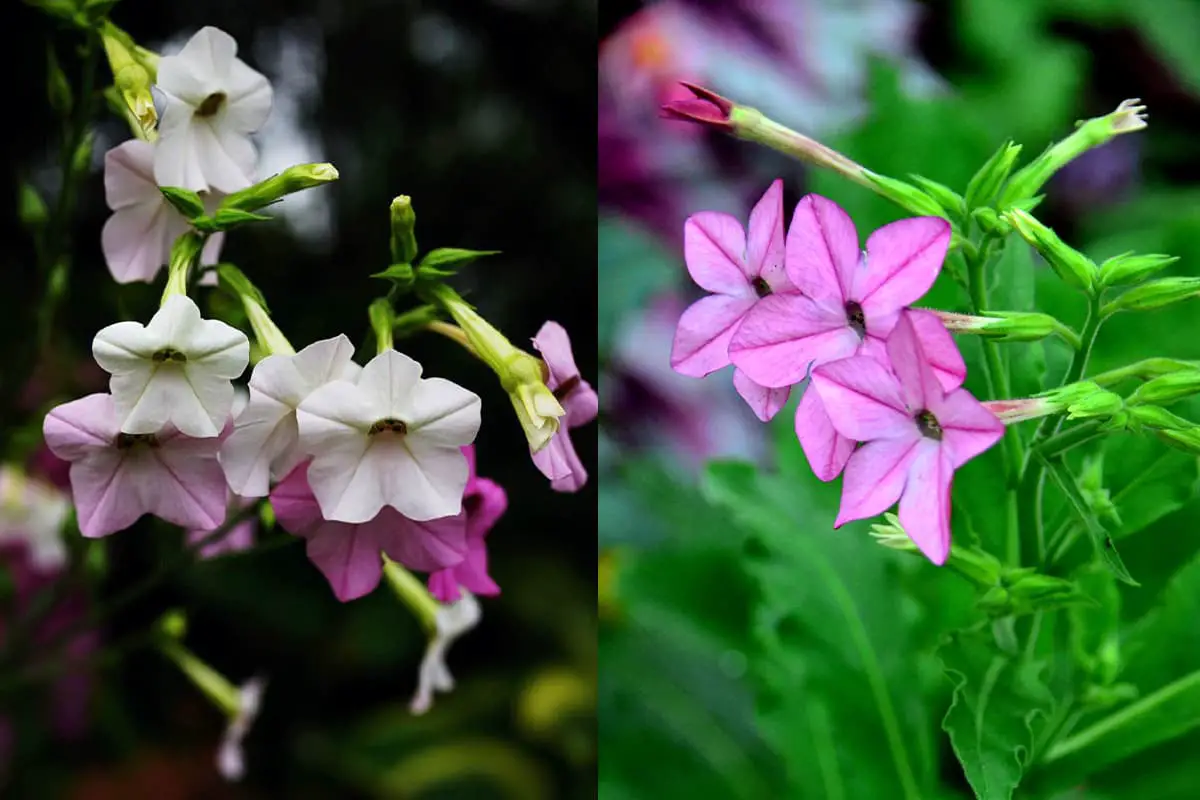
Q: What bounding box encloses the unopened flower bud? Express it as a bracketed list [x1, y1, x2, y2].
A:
[220, 163, 339, 213]
[426, 285, 564, 451]
[101, 25, 156, 136]
[907, 175, 966, 220]
[1001, 100, 1148, 206]
[18, 182, 48, 228]
[660, 82, 735, 133]
[1154, 427, 1200, 457]
[162, 231, 205, 302]
[1066, 390, 1124, 420]
[1098, 252, 1179, 289]
[862, 174, 948, 219]
[1102, 277, 1200, 316]
[965, 140, 1022, 210]
[1004, 209, 1097, 292]
[1127, 370, 1200, 407]
[1126, 404, 1195, 432]
[390, 195, 418, 264]
[987, 381, 1108, 424]
[931, 309, 1064, 343]
[869, 513, 1002, 586]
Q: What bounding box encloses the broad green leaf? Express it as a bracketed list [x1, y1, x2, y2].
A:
[1103, 436, 1200, 540]
[702, 460, 935, 799]
[940, 629, 1054, 799]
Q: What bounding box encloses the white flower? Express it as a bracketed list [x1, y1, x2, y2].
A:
[410, 591, 481, 715]
[219, 334, 359, 497]
[296, 350, 481, 523]
[92, 294, 250, 438]
[154, 26, 273, 193]
[101, 139, 225, 284]
[0, 467, 71, 572]
[216, 675, 267, 781]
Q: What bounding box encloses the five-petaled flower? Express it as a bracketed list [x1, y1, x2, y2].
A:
[295, 349, 482, 523]
[531, 322, 599, 491]
[270, 461, 468, 602]
[101, 139, 225, 284]
[92, 294, 250, 439]
[43, 393, 229, 538]
[154, 26, 273, 193]
[670, 179, 798, 421]
[811, 311, 1004, 564]
[220, 334, 361, 497]
[428, 445, 506, 602]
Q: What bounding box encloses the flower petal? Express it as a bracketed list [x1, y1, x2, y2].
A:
[374, 509, 468, 572]
[146, 437, 229, 529]
[785, 194, 858, 306]
[218, 389, 294, 497]
[268, 461, 322, 535]
[898, 442, 954, 565]
[403, 378, 482, 447]
[303, 517, 390, 602]
[192, 121, 256, 193]
[856, 216, 950, 318]
[93, 321, 161, 373]
[531, 321, 579, 387]
[908, 308, 966, 392]
[732, 368, 790, 422]
[101, 203, 172, 284]
[729, 292, 856, 388]
[810, 356, 911, 441]
[795, 385, 856, 481]
[885, 311, 943, 413]
[103, 140, 161, 211]
[835, 434, 922, 527]
[670, 293, 756, 377]
[43, 394, 119, 462]
[223, 59, 273, 132]
[683, 210, 752, 294]
[157, 26, 238, 106]
[932, 387, 1005, 468]
[531, 430, 588, 492]
[746, 179, 789, 290]
[153, 99, 208, 191]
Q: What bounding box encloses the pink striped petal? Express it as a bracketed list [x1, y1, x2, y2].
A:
[810, 356, 911, 442]
[836, 434, 923, 527]
[795, 386, 855, 482]
[785, 194, 858, 306]
[670, 294, 756, 377]
[885, 311, 943, 412]
[856, 216, 950, 318]
[908, 308, 966, 391]
[931, 388, 1005, 468]
[684, 211, 753, 293]
[729, 293, 856, 388]
[732, 368, 790, 422]
[747, 180, 788, 290]
[898, 442, 954, 565]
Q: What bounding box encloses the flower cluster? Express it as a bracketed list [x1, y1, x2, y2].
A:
[22, 21, 597, 782]
[672, 184, 1004, 563]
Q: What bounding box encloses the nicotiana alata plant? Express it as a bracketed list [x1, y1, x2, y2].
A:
[664, 82, 1200, 798]
[1, 2, 595, 783]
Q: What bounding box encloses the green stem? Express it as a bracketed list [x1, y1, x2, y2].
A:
[1088, 357, 1198, 388]
[1031, 421, 1104, 460]
[965, 239, 1023, 565]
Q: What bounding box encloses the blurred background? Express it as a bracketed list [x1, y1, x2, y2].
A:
[0, 0, 596, 797]
[599, 0, 1200, 798]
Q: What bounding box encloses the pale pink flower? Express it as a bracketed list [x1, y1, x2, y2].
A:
[530, 322, 598, 491]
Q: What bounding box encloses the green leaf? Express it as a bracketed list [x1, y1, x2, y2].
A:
[1104, 436, 1200, 540]
[417, 247, 501, 272]
[159, 186, 206, 220]
[372, 263, 415, 291]
[1043, 455, 1138, 585]
[208, 207, 274, 230]
[940, 629, 1054, 800]
[702, 460, 934, 799]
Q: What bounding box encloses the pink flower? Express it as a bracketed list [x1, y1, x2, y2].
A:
[670, 180, 797, 421]
[531, 322, 598, 492]
[42, 393, 229, 538]
[730, 194, 951, 388]
[810, 312, 1004, 564]
[428, 446, 506, 603]
[101, 139, 224, 285]
[796, 308, 965, 481]
[186, 491, 257, 558]
[269, 462, 467, 602]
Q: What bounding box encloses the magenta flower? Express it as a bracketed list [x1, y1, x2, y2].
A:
[531, 321, 598, 492]
[269, 462, 467, 602]
[810, 312, 1004, 564]
[797, 308, 966, 481]
[670, 179, 797, 420]
[428, 445, 506, 603]
[42, 393, 228, 538]
[729, 194, 950, 389]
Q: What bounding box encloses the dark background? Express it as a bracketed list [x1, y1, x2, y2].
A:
[0, 0, 597, 797]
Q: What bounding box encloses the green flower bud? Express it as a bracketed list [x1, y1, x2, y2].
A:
[368, 298, 395, 354]
[932, 309, 1065, 343]
[372, 262, 416, 293]
[158, 609, 188, 640]
[1102, 277, 1200, 316]
[101, 25, 156, 136]
[1004, 209, 1097, 292]
[862, 173, 948, 219]
[220, 163, 339, 213]
[1098, 252, 1179, 289]
[907, 174, 966, 221]
[1126, 404, 1196, 432]
[1153, 426, 1200, 456]
[1127, 370, 1200, 407]
[390, 195, 418, 264]
[18, 182, 48, 228]
[1001, 100, 1147, 206]
[1066, 390, 1124, 420]
[160, 186, 206, 220]
[964, 140, 1022, 210]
